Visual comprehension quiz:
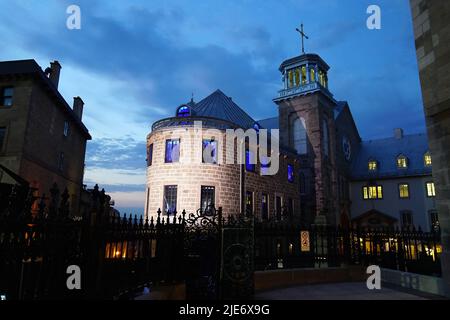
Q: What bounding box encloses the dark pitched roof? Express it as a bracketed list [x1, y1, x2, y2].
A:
[279, 53, 330, 72]
[258, 116, 279, 130]
[351, 133, 431, 180]
[0, 59, 91, 140]
[191, 89, 256, 129]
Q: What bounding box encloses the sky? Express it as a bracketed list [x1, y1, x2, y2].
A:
[0, 0, 425, 212]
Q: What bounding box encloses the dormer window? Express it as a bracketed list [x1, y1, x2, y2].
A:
[424, 152, 432, 167]
[368, 160, 377, 171]
[176, 105, 191, 117]
[397, 155, 408, 169]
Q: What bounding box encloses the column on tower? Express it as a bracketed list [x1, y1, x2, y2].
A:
[306, 63, 310, 83]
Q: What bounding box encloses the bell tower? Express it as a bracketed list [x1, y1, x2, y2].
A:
[274, 50, 339, 225]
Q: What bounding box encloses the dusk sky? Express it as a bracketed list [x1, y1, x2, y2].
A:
[0, 0, 425, 212]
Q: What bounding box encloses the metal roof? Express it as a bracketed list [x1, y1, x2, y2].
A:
[191, 89, 256, 129]
[351, 133, 432, 180]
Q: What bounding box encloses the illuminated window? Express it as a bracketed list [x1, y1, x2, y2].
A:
[294, 69, 300, 86]
[146, 143, 153, 166]
[399, 183, 409, 198]
[368, 160, 377, 171]
[0, 127, 6, 151]
[397, 155, 408, 169]
[310, 68, 316, 82]
[301, 66, 307, 85]
[176, 105, 190, 117]
[245, 191, 253, 216]
[426, 182, 436, 197]
[400, 210, 413, 228]
[202, 139, 217, 164]
[165, 139, 180, 163]
[163, 185, 177, 215]
[287, 164, 294, 183]
[245, 149, 256, 172]
[424, 152, 432, 167]
[1, 87, 14, 107]
[200, 186, 215, 214]
[363, 185, 383, 200]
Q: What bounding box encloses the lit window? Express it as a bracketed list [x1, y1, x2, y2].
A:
[146, 143, 153, 166]
[245, 191, 253, 216]
[200, 186, 215, 214]
[363, 185, 383, 200]
[399, 184, 409, 198]
[397, 155, 408, 168]
[163, 185, 177, 215]
[1, 87, 14, 107]
[294, 69, 300, 86]
[424, 152, 432, 167]
[245, 149, 255, 172]
[301, 66, 307, 85]
[202, 139, 217, 164]
[368, 160, 377, 171]
[426, 182, 436, 197]
[400, 210, 413, 228]
[176, 105, 190, 117]
[63, 121, 70, 137]
[0, 127, 6, 151]
[165, 139, 180, 163]
[310, 68, 316, 82]
[287, 164, 294, 183]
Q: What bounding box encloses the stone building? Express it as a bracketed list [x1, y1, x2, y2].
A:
[409, 0, 450, 294]
[0, 59, 91, 214]
[145, 50, 437, 229]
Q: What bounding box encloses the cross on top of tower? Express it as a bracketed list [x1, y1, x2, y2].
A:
[295, 23, 309, 55]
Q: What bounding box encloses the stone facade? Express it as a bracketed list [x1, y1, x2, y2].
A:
[410, 0, 450, 294]
[145, 125, 301, 219]
[0, 59, 91, 215]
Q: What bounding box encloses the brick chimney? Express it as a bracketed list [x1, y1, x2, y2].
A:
[73, 97, 84, 121]
[49, 60, 61, 89]
[394, 128, 404, 139]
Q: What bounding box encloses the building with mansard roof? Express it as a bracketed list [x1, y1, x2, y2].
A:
[145, 51, 437, 231]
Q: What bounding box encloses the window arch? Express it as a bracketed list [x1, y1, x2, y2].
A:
[397, 155, 408, 169]
[291, 116, 307, 155]
[176, 105, 191, 117]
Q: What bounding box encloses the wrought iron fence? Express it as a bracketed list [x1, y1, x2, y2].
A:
[0, 182, 443, 300]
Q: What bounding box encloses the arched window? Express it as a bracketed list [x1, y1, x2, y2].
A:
[176, 105, 190, 117]
[291, 116, 307, 155]
[424, 152, 432, 167]
[397, 155, 408, 169]
[322, 119, 329, 157]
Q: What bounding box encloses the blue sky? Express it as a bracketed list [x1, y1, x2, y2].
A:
[0, 0, 424, 212]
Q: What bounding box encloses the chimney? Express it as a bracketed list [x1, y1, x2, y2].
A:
[73, 96, 84, 121]
[394, 128, 404, 139]
[49, 60, 61, 89]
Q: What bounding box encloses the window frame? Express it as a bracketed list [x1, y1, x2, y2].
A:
[426, 181, 436, 197]
[245, 191, 254, 216]
[202, 139, 218, 164]
[63, 120, 70, 137]
[362, 184, 383, 200]
[368, 160, 378, 171]
[163, 185, 178, 215]
[287, 164, 294, 183]
[1, 86, 14, 107]
[200, 186, 215, 214]
[147, 143, 153, 167]
[400, 210, 413, 228]
[398, 183, 410, 199]
[165, 139, 180, 163]
[424, 152, 432, 167]
[397, 155, 408, 169]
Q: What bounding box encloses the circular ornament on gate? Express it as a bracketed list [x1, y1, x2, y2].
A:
[223, 244, 251, 283]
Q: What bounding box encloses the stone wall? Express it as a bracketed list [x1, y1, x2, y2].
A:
[145, 125, 301, 219]
[409, 0, 450, 295]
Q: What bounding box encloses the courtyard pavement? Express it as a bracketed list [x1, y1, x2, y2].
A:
[254, 282, 434, 300]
